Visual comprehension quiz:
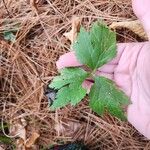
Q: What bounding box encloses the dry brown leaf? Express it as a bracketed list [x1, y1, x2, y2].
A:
[55, 120, 81, 136]
[9, 118, 27, 140]
[63, 16, 81, 49]
[9, 118, 40, 149]
[9, 118, 27, 150]
[16, 138, 26, 150]
[55, 119, 94, 141]
[110, 20, 148, 40]
[55, 119, 87, 138]
[25, 132, 40, 148]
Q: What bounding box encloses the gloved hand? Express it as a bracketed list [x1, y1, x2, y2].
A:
[56, 0, 150, 139]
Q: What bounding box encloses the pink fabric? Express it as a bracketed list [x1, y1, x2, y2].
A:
[56, 0, 150, 139]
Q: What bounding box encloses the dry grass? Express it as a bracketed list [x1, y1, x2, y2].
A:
[0, 0, 150, 149]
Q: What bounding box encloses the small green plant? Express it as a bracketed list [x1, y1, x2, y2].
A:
[49, 21, 129, 120]
[3, 31, 16, 42]
[3, 22, 20, 42]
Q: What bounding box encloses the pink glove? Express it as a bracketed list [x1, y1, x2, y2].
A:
[57, 0, 150, 139]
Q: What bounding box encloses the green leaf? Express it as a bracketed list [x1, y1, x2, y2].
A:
[3, 31, 16, 42]
[89, 76, 129, 120]
[73, 21, 117, 70]
[51, 86, 71, 108]
[69, 82, 87, 106]
[49, 68, 88, 89]
[49, 68, 88, 109]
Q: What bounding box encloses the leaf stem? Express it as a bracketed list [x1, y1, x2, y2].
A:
[91, 69, 97, 78]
